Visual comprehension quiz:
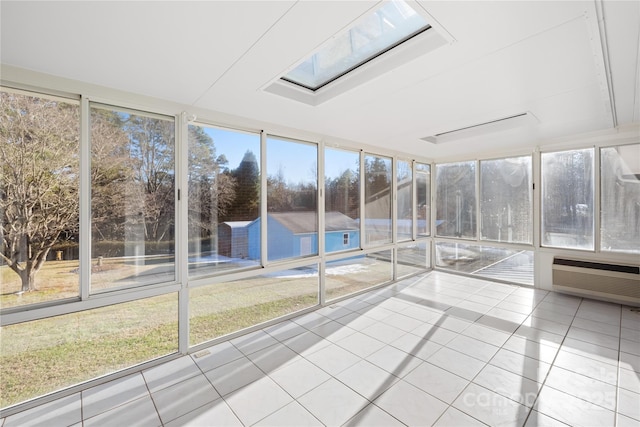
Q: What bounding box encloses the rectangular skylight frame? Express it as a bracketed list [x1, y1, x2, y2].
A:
[281, 0, 431, 92]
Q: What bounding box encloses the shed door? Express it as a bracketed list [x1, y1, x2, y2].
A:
[300, 236, 312, 256]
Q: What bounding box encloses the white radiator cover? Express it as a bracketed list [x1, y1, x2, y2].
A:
[552, 258, 640, 306]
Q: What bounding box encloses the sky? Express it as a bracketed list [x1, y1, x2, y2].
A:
[202, 126, 360, 183]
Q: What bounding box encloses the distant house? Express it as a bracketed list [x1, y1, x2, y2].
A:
[218, 221, 252, 258]
[246, 211, 360, 261]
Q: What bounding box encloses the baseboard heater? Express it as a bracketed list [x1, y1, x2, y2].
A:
[552, 258, 640, 305]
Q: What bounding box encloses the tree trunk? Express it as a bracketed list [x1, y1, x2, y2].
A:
[19, 268, 37, 293]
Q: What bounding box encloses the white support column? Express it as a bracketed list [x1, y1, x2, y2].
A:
[177, 112, 190, 354]
[475, 158, 481, 241]
[260, 131, 268, 266]
[593, 146, 601, 254]
[412, 160, 417, 241]
[430, 162, 437, 269]
[318, 141, 326, 305]
[359, 151, 366, 249]
[532, 147, 541, 287]
[392, 156, 398, 280]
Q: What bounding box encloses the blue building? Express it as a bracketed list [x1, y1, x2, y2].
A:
[247, 211, 360, 261]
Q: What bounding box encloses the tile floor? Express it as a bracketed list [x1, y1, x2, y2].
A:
[2, 271, 639, 427]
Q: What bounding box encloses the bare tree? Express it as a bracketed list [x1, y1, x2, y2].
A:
[0, 91, 79, 292]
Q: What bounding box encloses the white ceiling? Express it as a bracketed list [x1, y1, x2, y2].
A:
[1, 1, 638, 160]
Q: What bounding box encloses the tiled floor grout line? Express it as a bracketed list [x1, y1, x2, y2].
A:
[614, 306, 624, 427]
[142, 375, 164, 427]
[452, 283, 545, 427]
[519, 294, 583, 427]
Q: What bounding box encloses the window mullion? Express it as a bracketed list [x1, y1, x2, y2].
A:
[318, 141, 326, 305]
[80, 96, 91, 300]
[260, 131, 268, 266]
[412, 161, 417, 240]
[594, 146, 602, 253]
[177, 113, 190, 354]
[359, 150, 365, 249]
[475, 159, 481, 242]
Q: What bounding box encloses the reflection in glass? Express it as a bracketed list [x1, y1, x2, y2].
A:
[397, 160, 413, 241]
[601, 144, 640, 253]
[189, 266, 318, 345]
[436, 161, 476, 239]
[364, 154, 392, 245]
[264, 138, 318, 262]
[90, 107, 175, 291]
[397, 242, 429, 278]
[325, 251, 393, 301]
[480, 156, 532, 244]
[188, 125, 261, 276]
[541, 149, 594, 250]
[325, 148, 360, 253]
[436, 242, 533, 286]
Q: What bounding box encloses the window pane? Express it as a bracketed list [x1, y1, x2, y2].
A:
[601, 144, 640, 253]
[325, 250, 393, 301]
[324, 148, 360, 253]
[189, 265, 318, 346]
[480, 156, 532, 244]
[436, 242, 533, 286]
[397, 242, 429, 278]
[282, 0, 430, 90]
[436, 161, 476, 238]
[364, 154, 392, 245]
[1, 293, 178, 408]
[266, 138, 318, 262]
[397, 159, 413, 241]
[541, 149, 594, 250]
[1, 90, 79, 308]
[188, 125, 261, 276]
[416, 163, 431, 237]
[90, 106, 175, 291]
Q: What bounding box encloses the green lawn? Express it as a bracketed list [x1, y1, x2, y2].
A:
[1, 255, 398, 409]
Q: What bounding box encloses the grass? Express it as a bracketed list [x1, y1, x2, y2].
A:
[190, 294, 318, 345]
[1, 255, 398, 409]
[1, 260, 81, 308]
[0, 293, 179, 408]
[1, 258, 173, 308]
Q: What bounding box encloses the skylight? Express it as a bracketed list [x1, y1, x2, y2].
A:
[282, 0, 430, 91]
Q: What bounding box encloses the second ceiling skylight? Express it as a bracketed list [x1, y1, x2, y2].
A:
[282, 0, 431, 91]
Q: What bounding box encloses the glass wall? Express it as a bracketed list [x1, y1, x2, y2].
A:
[0, 90, 80, 308]
[189, 265, 318, 346]
[480, 156, 532, 244]
[90, 105, 176, 291]
[324, 148, 360, 253]
[541, 148, 594, 250]
[601, 144, 640, 254]
[416, 163, 431, 237]
[397, 159, 413, 241]
[188, 125, 261, 276]
[397, 242, 429, 279]
[325, 250, 394, 301]
[436, 242, 533, 286]
[5, 80, 640, 416]
[364, 154, 392, 245]
[0, 293, 178, 409]
[436, 161, 476, 239]
[265, 137, 318, 261]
